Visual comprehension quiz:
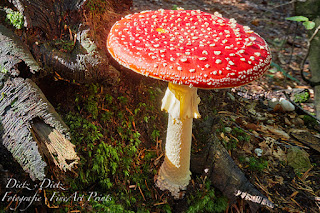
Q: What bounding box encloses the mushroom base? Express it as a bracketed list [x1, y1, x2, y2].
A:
[156, 115, 193, 199]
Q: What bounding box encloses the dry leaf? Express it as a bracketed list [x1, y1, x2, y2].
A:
[259, 140, 272, 156]
[273, 147, 287, 162]
[261, 125, 290, 139]
[243, 142, 254, 154]
[220, 132, 230, 142]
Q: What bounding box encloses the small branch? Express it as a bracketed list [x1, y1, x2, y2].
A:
[232, 122, 264, 140]
[283, 91, 320, 124]
[300, 24, 320, 86]
[273, 0, 296, 9]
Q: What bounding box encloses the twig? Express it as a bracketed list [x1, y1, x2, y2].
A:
[273, 0, 296, 9]
[300, 24, 320, 86]
[138, 186, 146, 201]
[232, 121, 264, 140]
[283, 91, 320, 123]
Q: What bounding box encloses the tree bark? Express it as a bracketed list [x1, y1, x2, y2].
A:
[191, 134, 274, 212]
[295, 1, 320, 119]
[9, 0, 132, 39]
[7, 0, 132, 83]
[0, 23, 79, 182]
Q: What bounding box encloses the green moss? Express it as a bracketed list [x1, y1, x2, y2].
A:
[0, 65, 8, 74]
[5, 8, 24, 29]
[53, 39, 75, 52]
[187, 179, 228, 213]
[222, 127, 251, 151]
[60, 83, 170, 212]
[239, 156, 269, 172]
[293, 90, 310, 103]
[303, 115, 318, 126]
[86, 0, 108, 13]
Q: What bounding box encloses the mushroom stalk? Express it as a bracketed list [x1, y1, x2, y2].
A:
[156, 82, 200, 198]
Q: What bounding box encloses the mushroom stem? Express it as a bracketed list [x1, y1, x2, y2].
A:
[156, 82, 200, 198]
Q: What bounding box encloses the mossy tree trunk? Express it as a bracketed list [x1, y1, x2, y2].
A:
[10, 0, 132, 40]
[6, 0, 132, 83]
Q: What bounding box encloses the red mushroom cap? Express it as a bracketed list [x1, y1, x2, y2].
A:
[107, 9, 271, 89]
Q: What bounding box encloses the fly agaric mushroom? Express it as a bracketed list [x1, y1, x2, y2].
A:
[107, 9, 271, 198]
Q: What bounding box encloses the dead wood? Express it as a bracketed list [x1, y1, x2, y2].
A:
[6, 0, 131, 84]
[31, 27, 120, 83]
[290, 129, 320, 153]
[9, 0, 87, 39]
[191, 133, 274, 212]
[0, 24, 79, 181]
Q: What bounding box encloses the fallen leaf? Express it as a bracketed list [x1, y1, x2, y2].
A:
[259, 140, 272, 156]
[243, 142, 254, 154]
[261, 125, 290, 139]
[220, 132, 230, 142]
[273, 146, 287, 162]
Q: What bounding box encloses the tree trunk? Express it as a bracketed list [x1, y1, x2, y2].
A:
[295, 1, 320, 119]
[7, 0, 132, 83]
[9, 0, 132, 40]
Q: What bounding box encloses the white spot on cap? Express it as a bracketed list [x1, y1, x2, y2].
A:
[177, 66, 182, 71]
[180, 58, 188, 62]
[189, 69, 196, 73]
[214, 11, 222, 17]
[202, 50, 208, 55]
[244, 26, 251, 31]
[198, 57, 207, 61]
[229, 18, 237, 24]
[215, 59, 222, 64]
[214, 51, 221, 55]
[229, 61, 235, 65]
